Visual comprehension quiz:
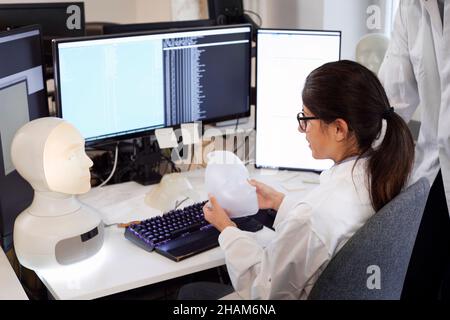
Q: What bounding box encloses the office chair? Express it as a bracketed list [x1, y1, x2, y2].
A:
[308, 177, 430, 300]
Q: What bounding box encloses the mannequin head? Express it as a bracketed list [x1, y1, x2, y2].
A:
[355, 33, 389, 75]
[11, 117, 93, 195]
[205, 151, 258, 218]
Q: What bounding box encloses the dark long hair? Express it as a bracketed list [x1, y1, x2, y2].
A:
[302, 60, 414, 211]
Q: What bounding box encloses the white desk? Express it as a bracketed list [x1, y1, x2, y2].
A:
[35, 166, 319, 300]
[0, 249, 28, 300]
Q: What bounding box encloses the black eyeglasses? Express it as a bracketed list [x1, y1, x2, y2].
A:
[297, 112, 320, 132]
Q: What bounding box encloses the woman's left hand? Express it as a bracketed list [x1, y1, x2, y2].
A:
[203, 194, 237, 232]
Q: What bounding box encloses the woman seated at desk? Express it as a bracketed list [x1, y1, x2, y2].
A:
[179, 60, 415, 300]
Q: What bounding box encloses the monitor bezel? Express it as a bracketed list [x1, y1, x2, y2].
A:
[52, 23, 253, 147]
[254, 27, 342, 173]
[103, 19, 216, 35]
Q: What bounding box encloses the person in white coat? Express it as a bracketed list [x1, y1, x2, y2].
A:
[378, 0, 450, 300]
[178, 60, 415, 300]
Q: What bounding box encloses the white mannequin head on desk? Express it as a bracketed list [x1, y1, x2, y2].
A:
[11, 117, 104, 270]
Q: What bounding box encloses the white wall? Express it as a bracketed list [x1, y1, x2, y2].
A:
[83, 0, 172, 23]
[244, 0, 323, 29]
[323, 0, 370, 60]
[171, 0, 198, 21]
[83, 0, 141, 23]
[261, 0, 301, 28]
[298, 0, 324, 29]
[0, 0, 173, 24]
[244, 0, 396, 60]
[243, 0, 369, 59]
[135, 0, 172, 23]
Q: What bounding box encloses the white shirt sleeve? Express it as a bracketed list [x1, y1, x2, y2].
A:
[378, 0, 420, 122]
[273, 194, 303, 228]
[218, 203, 330, 300]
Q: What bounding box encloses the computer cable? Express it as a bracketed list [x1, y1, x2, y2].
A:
[234, 129, 254, 158]
[160, 152, 181, 173]
[96, 142, 119, 188]
[174, 197, 191, 210]
[244, 10, 262, 27]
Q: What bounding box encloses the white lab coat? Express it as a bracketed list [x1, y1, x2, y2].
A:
[218, 158, 375, 299]
[378, 0, 450, 210]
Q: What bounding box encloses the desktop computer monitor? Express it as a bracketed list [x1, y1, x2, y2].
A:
[0, 2, 86, 75]
[53, 24, 252, 145]
[0, 26, 49, 251]
[103, 19, 216, 35]
[255, 29, 341, 172]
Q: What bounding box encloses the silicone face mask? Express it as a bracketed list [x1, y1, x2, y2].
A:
[205, 151, 258, 218]
[145, 172, 201, 213]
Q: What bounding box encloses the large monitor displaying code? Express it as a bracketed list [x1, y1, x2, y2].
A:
[53, 25, 251, 144]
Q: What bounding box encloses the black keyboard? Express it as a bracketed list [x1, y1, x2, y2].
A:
[124, 200, 264, 262]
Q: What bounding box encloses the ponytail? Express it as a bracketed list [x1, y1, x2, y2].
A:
[367, 111, 414, 211]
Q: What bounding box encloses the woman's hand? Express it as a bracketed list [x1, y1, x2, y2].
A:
[203, 194, 237, 232]
[248, 179, 285, 211]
